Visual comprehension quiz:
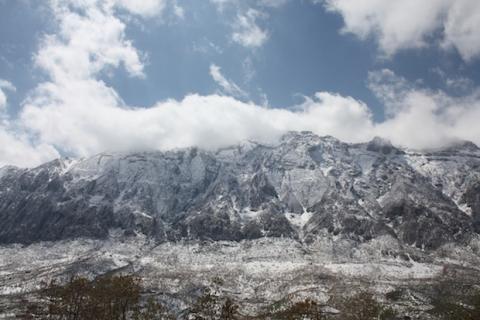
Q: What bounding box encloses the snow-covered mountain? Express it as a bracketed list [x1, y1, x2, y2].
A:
[2, 131, 480, 318]
[1, 131, 479, 249]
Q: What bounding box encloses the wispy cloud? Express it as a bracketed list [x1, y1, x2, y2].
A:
[0, 79, 15, 110]
[432, 67, 475, 94]
[209, 64, 247, 98]
[210, 0, 277, 49]
[232, 8, 269, 48]
[116, 0, 167, 18]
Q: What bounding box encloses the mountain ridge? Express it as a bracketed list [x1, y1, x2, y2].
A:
[0, 131, 479, 248]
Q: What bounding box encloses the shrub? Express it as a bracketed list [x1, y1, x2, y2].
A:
[334, 291, 397, 320]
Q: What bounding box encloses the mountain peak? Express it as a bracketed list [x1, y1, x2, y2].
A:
[279, 131, 341, 145]
[365, 136, 401, 155]
[443, 140, 479, 153]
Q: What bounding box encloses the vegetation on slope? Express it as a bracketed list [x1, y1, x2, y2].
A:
[14, 273, 480, 320]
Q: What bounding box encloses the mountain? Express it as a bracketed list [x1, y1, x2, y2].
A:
[0, 131, 479, 249]
[2, 131, 480, 318]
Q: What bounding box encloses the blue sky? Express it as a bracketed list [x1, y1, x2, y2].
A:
[0, 0, 480, 167]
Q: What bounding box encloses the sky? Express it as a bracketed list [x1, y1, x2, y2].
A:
[0, 0, 480, 167]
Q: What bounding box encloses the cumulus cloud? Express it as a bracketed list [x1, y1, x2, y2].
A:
[37, 0, 145, 80]
[16, 0, 374, 160]
[0, 128, 59, 168]
[370, 69, 480, 149]
[22, 92, 376, 157]
[0, 0, 153, 167]
[442, 0, 480, 61]
[2, 0, 480, 169]
[0, 80, 58, 167]
[324, 0, 480, 61]
[209, 64, 247, 98]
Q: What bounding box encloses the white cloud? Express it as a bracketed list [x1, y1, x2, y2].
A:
[0, 0, 156, 167]
[0, 79, 15, 110]
[116, 0, 166, 18]
[37, 0, 145, 81]
[442, 0, 480, 61]
[432, 67, 475, 93]
[209, 0, 281, 49]
[370, 69, 480, 149]
[3, 0, 480, 169]
[0, 80, 58, 167]
[11, 0, 375, 158]
[210, 0, 289, 10]
[210, 0, 236, 12]
[0, 79, 59, 167]
[242, 56, 255, 82]
[324, 0, 480, 61]
[445, 77, 474, 93]
[0, 127, 59, 168]
[209, 64, 247, 98]
[232, 8, 269, 48]
[21, 92, 376, 157]
[367, 69, 412, 116]
[192, 39, 223, 55]
[171, 0, 184, 19]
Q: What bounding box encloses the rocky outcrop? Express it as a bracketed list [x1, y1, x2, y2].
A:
[0, 132, 478, 249]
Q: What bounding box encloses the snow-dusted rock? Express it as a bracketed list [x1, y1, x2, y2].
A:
[0, 131, 478, 251]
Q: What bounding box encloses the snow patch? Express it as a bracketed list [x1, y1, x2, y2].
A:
[285, 211, 313, 229]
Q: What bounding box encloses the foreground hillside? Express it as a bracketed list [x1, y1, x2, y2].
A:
[1, 236, 480, 318]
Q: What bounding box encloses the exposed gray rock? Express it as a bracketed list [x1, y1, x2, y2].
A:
[0, 131, 479, 250]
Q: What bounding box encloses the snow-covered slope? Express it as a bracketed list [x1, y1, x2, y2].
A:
[0, 131, 479, 250]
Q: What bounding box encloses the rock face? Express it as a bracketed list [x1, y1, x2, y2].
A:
[0, 131, 479, 249]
